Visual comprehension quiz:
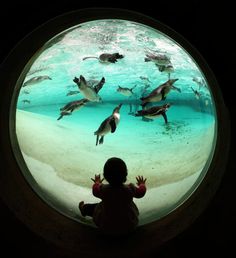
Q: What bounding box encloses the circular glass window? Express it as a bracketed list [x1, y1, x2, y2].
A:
[13, 18, 216, 226]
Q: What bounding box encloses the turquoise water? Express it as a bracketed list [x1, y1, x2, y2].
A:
[15, 20, 216, 224]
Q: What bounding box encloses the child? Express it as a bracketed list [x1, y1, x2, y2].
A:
[79, 157, 147, 235]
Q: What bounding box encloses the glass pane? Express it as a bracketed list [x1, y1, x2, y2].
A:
[15, 19, 216, 225]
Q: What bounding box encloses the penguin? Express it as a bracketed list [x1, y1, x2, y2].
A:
[135, 103, 171, 124]
[116, 85, 137, 97]
[66, 90, 80, 96]
[144, 53, 170, 66]
[73, 75, 105, 102]
[94, 104, 122, 145]
[82, 53, 124, 63]
[156, 63, 174, 79]
[22, 99, 31, 104]
[140, 79, 180, 107]
[22, 89, 30, 95]
[22, 75, 52, 87]
[139, 76, 152, 83]
[192, 76, 206, 89]
[191, 87, 201, 100]
[57, 98, 88, 120]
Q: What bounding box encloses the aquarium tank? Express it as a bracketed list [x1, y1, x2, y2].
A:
[15, 19, 216, 226]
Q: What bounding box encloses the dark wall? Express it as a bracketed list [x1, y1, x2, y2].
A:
[0, 2, 235, 257]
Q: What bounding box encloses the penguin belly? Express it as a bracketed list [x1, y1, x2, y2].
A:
[80, 87, 100, 102]
[144, 113, 162, 119]
[147, 94, 163, 103]
[97, 123, 111, 136]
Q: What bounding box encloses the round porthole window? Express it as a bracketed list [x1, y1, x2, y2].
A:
[0, 8, 230, 256]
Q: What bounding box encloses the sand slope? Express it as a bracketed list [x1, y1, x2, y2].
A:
[15, 109, 215, 224]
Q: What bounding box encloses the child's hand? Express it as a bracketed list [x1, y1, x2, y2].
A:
[136, 175, 147, 186]
[91, 174, 104, 184]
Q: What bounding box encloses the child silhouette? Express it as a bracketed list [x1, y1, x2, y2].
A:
[79, 157, 147, 235]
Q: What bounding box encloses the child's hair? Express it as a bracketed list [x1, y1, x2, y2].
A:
[103, 157, 127, 186]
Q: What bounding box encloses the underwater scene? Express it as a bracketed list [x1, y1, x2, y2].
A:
[15, 19, 216, 225]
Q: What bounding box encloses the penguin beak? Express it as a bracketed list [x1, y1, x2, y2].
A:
[172, 78, 179, 83]
[118, 104, 122, 110]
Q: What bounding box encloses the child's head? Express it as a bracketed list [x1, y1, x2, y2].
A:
[103, 157, 127, 186]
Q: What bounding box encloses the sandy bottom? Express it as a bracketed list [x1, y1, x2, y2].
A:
[15, 107, 215, 224]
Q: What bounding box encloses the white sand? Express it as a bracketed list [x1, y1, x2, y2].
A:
[22, 152, 201, 225]
[15, 109, 215, 224]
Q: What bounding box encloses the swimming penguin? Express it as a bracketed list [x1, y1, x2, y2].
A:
[157, 63, 175, 79]
[144, 53, 171, 66]
[192, 76, 206, 89]
[82, 53, 124, 63]
[135, 103, 171, 124]
[22, 99, 31, 104]
[139, 76, 152, 83]
[73, 75, 105, 102]
[66, 90, 80, 96]
[140, 79, 180, 107]
[57, 98, 88, 120]
[22, 89, 30, 95]
[116, 85, 137, 97]
[191, 87, 201, 100]
[22, 75, 52, 87]
[94, 104, 122, 145]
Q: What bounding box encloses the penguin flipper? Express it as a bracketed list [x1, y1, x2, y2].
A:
[73, 76, 80, 84]
[108, 57, 117, 63]
[109, 118, 117, 133]
[57, 115, 63, 121]
[161, 112, 168, 124]
[94, 77, 105, 93]
[161, 89, 166, 100]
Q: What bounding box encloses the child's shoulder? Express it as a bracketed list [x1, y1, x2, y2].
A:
[125, 183, 136, 191]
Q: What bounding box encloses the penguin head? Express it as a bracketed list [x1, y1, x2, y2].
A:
[169, 78, 179, 84]
[163, 103, 171, 110]
[113, 103, 122, 113]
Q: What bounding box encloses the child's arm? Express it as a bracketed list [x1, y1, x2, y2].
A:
[91, 174, 104, 198]
[130, 176, 147, 198]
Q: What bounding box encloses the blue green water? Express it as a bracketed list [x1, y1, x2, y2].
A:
[15, 19, 216, 224]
